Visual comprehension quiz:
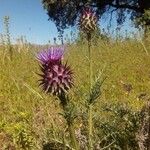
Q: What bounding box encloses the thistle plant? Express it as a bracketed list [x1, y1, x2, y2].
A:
[79, 7, 98, 88]
[79, 7, 100, 149]
[37, 46, 79, 149]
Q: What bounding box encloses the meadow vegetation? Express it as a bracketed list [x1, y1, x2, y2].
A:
[0, 18, 150, 149]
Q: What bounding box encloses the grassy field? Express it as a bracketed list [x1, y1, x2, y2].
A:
[0, 37, 150, 149]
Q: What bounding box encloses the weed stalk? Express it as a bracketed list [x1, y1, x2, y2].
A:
[3, 16, 12, 60]
[87, 33, 93, 150]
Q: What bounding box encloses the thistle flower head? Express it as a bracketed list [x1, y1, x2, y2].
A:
[79, 7, 97, 35]
[37, 46, 73, 97]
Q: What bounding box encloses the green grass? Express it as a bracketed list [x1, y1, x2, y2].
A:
[0, 38, 150, 149]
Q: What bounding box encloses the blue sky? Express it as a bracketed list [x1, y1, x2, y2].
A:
[0, 0, 138, 44]
[0, 0, 62, 44]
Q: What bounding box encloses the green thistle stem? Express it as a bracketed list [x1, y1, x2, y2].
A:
[88, 105, 93, 150]
[59, 93, 79, 150]
[88, 34, 92, 90]
[68, 122, 79, 150]
[87, 33, 93, 150]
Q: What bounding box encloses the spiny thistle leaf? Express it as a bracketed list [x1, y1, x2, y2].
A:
[87, 75, 106, 105]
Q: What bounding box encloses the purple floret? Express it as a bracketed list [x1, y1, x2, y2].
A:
[37, 46, 64, 63]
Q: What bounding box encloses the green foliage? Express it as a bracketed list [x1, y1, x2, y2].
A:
[87, 73, 105, 105]
[136, 9, 150, 38]
[13, 124, 35, 149]
[0, 111, 35, 150]
[98, 103, 141, 149]
[137, 9, 150, 26]
[42, 0, 150, 32]
[61, 102, 77, 125]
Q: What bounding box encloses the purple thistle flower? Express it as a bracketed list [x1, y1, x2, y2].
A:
[37, 46, 64, 64]
[37, 46, 73, 96]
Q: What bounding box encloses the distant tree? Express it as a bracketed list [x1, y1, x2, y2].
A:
[42, 0, 150, 35]
[136, 9, 150, 37]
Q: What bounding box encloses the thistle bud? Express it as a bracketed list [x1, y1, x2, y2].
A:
[79, 7, 97, 35]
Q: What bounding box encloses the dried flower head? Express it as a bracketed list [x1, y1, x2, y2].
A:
[79, 7, 97, 35]
[37, 46, 73, 96]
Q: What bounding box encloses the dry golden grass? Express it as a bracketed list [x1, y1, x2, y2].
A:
[0, 38, 150, 149]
